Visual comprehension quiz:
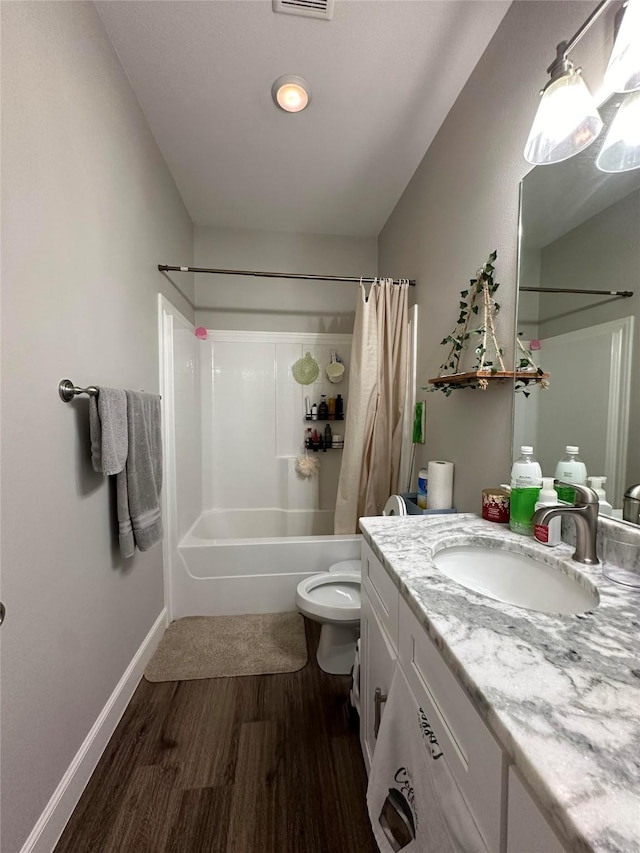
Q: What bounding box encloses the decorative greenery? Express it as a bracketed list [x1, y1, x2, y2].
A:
[514, 335, 547, 397]
[426, 251, 507, 395]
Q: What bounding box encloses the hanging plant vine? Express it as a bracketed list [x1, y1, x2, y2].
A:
[426, 251, 507, 395]
[515, 335, 548, 397]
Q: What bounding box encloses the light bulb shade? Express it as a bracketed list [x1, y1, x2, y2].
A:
[272, 75, 311, 113]
[603, 0, 640, 94]
[596, 91, 640, 172]
[524, 71, 603, 165]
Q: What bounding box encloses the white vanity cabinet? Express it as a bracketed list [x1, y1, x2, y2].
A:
[359, 540, 399, 773]
[507, 767, 567, 853]
[359, 539, 571, 853]
[398, 596, 505, 852]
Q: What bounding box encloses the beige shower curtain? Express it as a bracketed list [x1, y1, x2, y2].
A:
[334, 278, 409, 534]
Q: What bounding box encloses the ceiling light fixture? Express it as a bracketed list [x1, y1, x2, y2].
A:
[271, 75, 311, 113]
[524, 0, 640, 171]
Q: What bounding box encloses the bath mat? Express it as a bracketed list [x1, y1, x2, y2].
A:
[144, 612, 308, 682]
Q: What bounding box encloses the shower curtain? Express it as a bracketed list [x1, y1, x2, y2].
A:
[334, 279, 409, 535]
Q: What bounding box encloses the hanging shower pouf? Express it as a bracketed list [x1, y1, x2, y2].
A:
[291, 352, 319, 385]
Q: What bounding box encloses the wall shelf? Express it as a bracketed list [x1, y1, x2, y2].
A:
[304, 414, 344, 421]
[429, 370, 550, 388]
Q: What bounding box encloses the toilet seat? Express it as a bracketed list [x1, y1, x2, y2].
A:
[383, 494, 407, 516]
[295, 571, 361, 623]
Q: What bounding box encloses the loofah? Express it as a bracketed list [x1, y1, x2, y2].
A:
[292, 352, 319, 385]
[295, 454, 319, 477]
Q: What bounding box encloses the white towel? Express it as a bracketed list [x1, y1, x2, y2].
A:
[89, 387, 128, 476]
[367, 667, 488, 853]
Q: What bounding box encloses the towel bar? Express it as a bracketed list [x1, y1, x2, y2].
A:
[58, 379, 161, 402]
[58, 379, 99, 402]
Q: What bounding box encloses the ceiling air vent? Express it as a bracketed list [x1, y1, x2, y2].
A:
[272, 0, 334, 21]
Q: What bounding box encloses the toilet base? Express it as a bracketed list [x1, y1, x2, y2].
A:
[316, 622, 359, 675]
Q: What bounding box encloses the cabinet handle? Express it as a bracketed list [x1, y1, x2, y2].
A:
[374, 687, 388, 739]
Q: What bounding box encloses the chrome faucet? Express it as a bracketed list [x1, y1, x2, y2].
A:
[531, 481, 600, 565]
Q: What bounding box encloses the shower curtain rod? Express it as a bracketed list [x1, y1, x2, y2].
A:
[158, 264, 416, 287]
[520, 286, 633, 297]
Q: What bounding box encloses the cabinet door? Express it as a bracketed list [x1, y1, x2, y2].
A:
[507, 767, 568, 853]
[360, 590, 397, 774]
[398, 597, 505, 852]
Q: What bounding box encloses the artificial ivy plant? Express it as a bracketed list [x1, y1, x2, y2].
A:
[425, 251, 546, 396]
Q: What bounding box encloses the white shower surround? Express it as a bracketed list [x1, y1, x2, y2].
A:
[200, 329, 353, 514]
[159, 306, 360, 618]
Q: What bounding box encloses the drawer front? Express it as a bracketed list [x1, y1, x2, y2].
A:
[361, 539, 399, 650]
[507, 768, 568, 853]
[399, 597, 506, 853]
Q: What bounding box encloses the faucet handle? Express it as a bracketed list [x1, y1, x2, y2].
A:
[554, 480, 599, 505]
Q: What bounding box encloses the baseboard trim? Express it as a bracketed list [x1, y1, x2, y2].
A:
[20, 608, 168, 853]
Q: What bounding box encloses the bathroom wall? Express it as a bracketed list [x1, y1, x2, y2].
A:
[201, 331, 351, 518]
[378, 0, 615, 512]
[1, 4, 193, 851]
[194, 225, 377, 333]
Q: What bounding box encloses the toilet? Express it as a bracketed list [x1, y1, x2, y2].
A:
[295, 495, 406, 674]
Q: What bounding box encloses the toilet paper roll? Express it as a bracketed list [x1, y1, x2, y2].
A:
[427, 461, 454, 510]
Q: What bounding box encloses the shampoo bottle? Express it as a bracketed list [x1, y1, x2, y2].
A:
[324, 423, 332, 448]
[534, 478, 561, 546]
[555, 446, 587, 502]
[588, 476, 613, 516]
[509, 446, 542, 535]
[318, 395, 329, 419]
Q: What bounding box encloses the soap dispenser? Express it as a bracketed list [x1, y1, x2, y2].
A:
[588, 476, 613, 516]
[534, 477, 561, 546]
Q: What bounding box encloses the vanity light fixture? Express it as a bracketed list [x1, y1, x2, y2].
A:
[525, 0, 640, 170]
[523, 64, 603, 165]
[603, 0, 640, 94]
[271, 75, 311, 113]
[523, 0, 612, 166]
[596, 90, 640, 172]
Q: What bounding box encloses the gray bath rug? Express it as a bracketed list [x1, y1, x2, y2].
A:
[144, 612, 308, 682]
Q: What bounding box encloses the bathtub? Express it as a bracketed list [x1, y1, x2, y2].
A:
[173, 508, 361, 618]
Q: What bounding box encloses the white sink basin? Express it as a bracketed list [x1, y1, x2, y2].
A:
[433, 545, 598, 615]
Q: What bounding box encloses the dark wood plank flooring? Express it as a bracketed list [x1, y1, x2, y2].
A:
[55, 619, 377, 853]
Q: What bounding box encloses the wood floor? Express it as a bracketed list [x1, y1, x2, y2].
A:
[55, 619, 378, 853]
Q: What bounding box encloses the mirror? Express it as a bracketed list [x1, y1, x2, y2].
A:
[514, 94, 640, 524]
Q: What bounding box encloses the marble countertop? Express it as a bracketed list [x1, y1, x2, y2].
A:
[359, 513, 640, 853]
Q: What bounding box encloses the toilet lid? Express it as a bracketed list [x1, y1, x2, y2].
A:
[328, 559, 361, 575]
[383, 495, 406, 516]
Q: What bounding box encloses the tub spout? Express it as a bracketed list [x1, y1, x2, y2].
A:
[531, 482, 600, 565]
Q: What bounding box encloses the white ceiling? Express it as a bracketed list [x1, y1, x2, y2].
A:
[96, 0, 511, 237]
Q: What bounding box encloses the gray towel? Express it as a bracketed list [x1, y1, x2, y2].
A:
[116, 391, 163, 559]
[89, 388, 128, 476]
